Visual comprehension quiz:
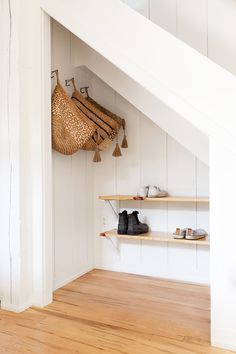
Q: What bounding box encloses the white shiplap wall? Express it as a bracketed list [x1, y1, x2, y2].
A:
[53, 0, 236, 286]
[51, 21, 94, 290]
[91, 0, 211, 284]
[92, 75, 209, 283]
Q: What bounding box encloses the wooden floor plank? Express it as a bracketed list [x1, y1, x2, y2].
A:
[0, 269, 234, 354]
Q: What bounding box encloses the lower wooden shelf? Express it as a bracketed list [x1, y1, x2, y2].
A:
[100, 229, 210, 246]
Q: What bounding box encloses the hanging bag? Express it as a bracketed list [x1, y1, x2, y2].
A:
[71, 80, 122, 152]
[85, 94, 128, 148]
[51, 71, 96, 155]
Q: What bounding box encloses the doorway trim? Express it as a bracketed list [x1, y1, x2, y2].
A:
[32, 9, 53, 307]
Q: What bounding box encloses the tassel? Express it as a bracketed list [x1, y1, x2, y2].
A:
[112, 142, 122, 157]
[93, 130, 102, 163]
[121, 120, 128, 148]
[112, 123, 122, 157]
[121, 134, 128, 148]
[93, 146, 102, 162]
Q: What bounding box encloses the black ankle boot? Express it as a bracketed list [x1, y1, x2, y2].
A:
[118, 210, 128, 234]
[127, 211, 149, 235]
[132, 211, 149, 234]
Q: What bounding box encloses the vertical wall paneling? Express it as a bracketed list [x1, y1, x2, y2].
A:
[139, 116, 168, 278]
[167, 137, 196, 233]
[92, 83, 209, 283]
[93, 0, 210, 284]
[89, 75, 118, 269]
[122, 0, 150, 17]
[116, 95, 142, 274]
[53, 1, 213, 285]
[140, 116, 167, 232]
[177, 0, 208, 54]
[0, 0, 13, 305]
[208, 0, 236, 75]
[150, 0, 177, 35]
[116, 96, 141, 195]
[94, 84, 209, 283]
[52, 21, 94, 290]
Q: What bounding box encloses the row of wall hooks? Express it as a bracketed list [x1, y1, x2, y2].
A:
[51, 70, 89, 96]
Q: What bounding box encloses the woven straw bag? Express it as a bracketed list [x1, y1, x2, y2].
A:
[86, 96, 125, 131]
[71, 81, 122, 152]
[86, 95, 128, 149]
[51, 72, 96, 155]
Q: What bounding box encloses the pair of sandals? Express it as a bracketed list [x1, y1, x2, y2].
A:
[137, 186, 168, 198]
[173, 228, 207, 240]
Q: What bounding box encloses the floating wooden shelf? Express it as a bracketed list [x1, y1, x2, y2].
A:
[100, 229, 210, 246]
[99, 195, 209, 203]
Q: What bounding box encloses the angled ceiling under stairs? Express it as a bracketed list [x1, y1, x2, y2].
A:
[41, 0, 236, 165]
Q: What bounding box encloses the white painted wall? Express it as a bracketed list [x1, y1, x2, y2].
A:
[42, 0, 236, 162]
[210, 140, 236, 351]
[122, 0, 236, 350]
[0, 0, 19, 309]
[0, 0, 52, 311]
[86, 0, 209, 285]
[51, 12, 210, 287]
[91, 74, 209, 284]
[0, 0, 54, 311]
[51, 21, 94, 290]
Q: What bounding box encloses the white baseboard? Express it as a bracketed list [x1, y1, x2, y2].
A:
[212, 328, 236, 352]
[1, 301, 33, 313]
[212, 340, 236, 352]
[53, 265, 94, 291]
[33, 297, 53, 309]
[96, 266, 209, 286]
[0, 267, 94, 312]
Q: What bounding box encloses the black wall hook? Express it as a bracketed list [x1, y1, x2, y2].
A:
[65, 78, 74, 87]
[80, 86, 89, 97]
[65, 77, 76, 90]
[51, 69, 58, 79]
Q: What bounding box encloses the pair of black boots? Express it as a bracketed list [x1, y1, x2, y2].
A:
[118, 210, 149, 235]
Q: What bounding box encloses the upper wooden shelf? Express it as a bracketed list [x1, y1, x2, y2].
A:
[99, 195, 209, 203]
[100, 229, 210, 246]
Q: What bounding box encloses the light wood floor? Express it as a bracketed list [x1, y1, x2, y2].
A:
[0, 269, 234, 354]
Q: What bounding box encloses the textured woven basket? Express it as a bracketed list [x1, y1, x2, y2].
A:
[51, 75, 95, 155]
[86, 96, 125, 131]
[71, 88, 122, 151]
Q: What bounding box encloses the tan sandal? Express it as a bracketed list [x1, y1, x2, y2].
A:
[185, 228, 206, 240]
[173, 228, 187, 239]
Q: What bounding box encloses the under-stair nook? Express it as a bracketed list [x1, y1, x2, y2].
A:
[2, 0, 236, 352]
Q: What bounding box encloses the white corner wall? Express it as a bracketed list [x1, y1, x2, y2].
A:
[0, 0, 52, 311]
[51, 21, 94, 290]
